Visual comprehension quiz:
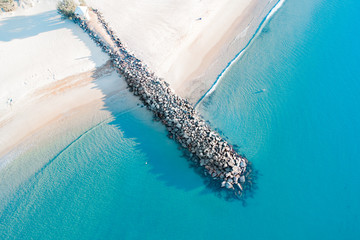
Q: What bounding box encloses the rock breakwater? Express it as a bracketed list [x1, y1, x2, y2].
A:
[73, 9, 255, 198]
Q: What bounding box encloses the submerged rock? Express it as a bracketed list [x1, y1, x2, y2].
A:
[225, 182, 233, 189]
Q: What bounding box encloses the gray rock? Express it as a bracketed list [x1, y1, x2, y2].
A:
[240, 160, 246, 168]
[240, 175, 245, 183]
[232, 166, 241, 174]
[234, 176, 239, 183]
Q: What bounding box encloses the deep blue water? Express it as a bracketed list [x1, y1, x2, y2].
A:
[1, 0, 360, 239]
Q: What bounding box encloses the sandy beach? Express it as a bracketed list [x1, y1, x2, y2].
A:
[0, 0, 278, 162]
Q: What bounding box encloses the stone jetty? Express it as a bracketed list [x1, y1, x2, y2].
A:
[72, 9, 254, 197]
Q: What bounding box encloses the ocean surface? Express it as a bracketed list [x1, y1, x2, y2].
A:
[1, 0, 360, 239]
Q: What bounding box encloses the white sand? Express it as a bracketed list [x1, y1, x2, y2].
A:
[0, 0, 107, 115]
[0, 0, 129, 159]
[0, 0, 278, 161]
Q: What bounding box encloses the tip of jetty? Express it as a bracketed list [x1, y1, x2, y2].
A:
[72, 8, 256, 199]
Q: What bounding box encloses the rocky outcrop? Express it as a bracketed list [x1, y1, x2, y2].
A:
[73, 9, 254, 197]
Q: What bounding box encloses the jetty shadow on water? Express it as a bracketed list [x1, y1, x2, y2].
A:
[82, 65, 205, 193]
[90, 67, 257, 203]
[78, 31, 256, 203]
[105, 103, 206, 193]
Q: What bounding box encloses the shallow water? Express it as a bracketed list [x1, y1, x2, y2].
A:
[1, 0, 360, 239]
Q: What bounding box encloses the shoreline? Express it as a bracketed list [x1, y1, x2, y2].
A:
[0, 67, 141, 166]
[163, 0, 282, 104]
[195, 0, 286, 108]
[0, 0, 134, 161]
[0, 68, 133, 158]
[1, 0, 283, 169]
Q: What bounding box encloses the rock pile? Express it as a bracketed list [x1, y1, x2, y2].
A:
[73, 9, 253, 196]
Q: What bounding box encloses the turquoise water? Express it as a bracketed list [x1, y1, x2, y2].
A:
[1, 0, 360, 239]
